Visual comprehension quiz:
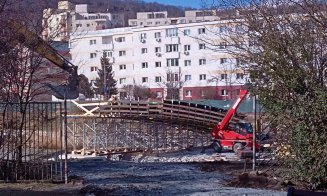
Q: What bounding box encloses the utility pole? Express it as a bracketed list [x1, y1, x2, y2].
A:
[103, 63, 107, 100]
[252, 95, 257, 171]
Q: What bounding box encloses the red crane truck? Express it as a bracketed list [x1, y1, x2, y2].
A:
[211, 89, 259, 153]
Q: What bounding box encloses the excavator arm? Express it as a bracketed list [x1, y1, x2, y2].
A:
[5, 20, 79, 99]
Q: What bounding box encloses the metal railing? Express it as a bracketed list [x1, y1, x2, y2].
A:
[0, 102, 64, 182]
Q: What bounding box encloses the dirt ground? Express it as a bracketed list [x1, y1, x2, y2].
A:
[0, 148, 290, 196]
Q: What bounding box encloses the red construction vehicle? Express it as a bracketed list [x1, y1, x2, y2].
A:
[211, 89, 258, 153]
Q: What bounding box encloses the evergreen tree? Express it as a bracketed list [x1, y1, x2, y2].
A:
[78, 74, 94, 98]
[94, 57, 117, 99]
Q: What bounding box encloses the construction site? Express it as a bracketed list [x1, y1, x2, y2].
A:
[0, 22, 300, 194]
[0, 63, 297, 195]
[3, 0, 327, 195]
[0, 96, 287, 195]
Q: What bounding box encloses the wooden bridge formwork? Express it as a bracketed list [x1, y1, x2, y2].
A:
[67, 99, 246, 155]
[67, 116, 212, 155]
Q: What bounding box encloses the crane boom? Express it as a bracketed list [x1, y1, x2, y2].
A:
[6, 20, 79, 99]
[219, 89, 248, 130]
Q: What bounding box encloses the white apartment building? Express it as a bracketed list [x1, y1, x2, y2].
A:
[128, 10, 220, 27]
[43, 1, 124, 42]
[70, 20, 247, 100]
[129, 11, 171, 27]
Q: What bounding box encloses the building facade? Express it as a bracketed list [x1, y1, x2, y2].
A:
[128, 10, 220, 28]
[70, 19, 247, 101]
[128, 11, 171, 27]
[43, 1, 125, 42]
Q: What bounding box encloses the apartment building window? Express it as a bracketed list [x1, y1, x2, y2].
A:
[221, 89, 228, 96]
[236, 73, 244, 79]
[167, 73, 179, 82]
[142, 77, 148, 83]
[155, 21, 161, 25]
[185, 75, 192, 81]
[201, 90, 205, 97]
[155, 47, 161, 53]
[155, 76, 162, 82]
[76, 24, 82, 28]
[219, 26, 227, 33]
[154, 32, 161, 38]
[156, 13, 165, 18]
[219, 42, 227, 49]
[119, 78, 126, 84]
[183, 29, 190, 36]
[198, 28, 206, 34]
[140, 33, 147, 39]
[119, 64, 126, 70]
[166, 28, 178, 37]
[142, 62, 148, 68]
[147, 22, 152, 25]
[185, 90, 192, 97]
[156, 91, 163, 98]
[199, 74, 206, 80]
[221, 73, 227, 80]
[184, 45, 191, 51]
[167, 58, 179, 66]
[141, 48, 148, 54]
[220, 58, 227, 64]
[90, 66, 97, 72]
[89, 40, 96, 45]
[166, 44, 179, 52]
[120, 92, 127, 99]
[184, 60, 191, 66]
[103, 50, 112, 58]
[199, 43, 206, 50]
[199, 59, 206, 65]
[119, 50, 126, 56]
[115, 37, 125, 42]
[155, 62, 161, 67]
[90, 53, 97, 58]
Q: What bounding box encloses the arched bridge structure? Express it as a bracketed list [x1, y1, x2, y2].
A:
[67, 100, 246, 155]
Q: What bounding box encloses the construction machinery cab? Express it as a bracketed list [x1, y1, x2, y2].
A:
[234, 122, 253, 136]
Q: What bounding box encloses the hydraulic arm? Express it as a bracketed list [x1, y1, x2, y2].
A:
[6, 20, 79, 99]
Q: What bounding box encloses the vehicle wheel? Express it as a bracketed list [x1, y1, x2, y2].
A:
[212, 141, 222, 153]
[233, 143, 244, 153]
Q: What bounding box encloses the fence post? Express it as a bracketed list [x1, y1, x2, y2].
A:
[64, 96, 68, 184]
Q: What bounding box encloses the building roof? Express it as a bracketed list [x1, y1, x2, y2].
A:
[187, 98, 261, 113]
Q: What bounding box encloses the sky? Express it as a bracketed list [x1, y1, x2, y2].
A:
[143, 0, 205, 9]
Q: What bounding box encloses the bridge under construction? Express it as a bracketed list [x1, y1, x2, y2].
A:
[67, 99, 248, 155]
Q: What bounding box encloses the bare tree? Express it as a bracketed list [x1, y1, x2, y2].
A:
[0, 1, 72, 180]
[205, 0, 327, 188]
[159, 67, 185, 100]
